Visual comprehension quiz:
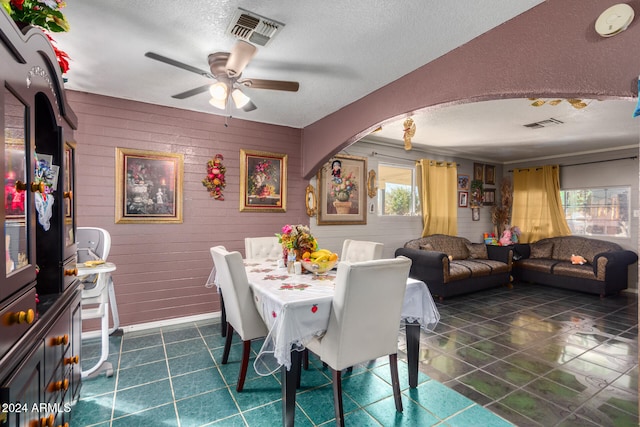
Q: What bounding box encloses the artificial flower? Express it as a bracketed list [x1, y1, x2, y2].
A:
[202, 154, 226, 200]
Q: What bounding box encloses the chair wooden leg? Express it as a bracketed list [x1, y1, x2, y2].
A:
[331, 369, 345, 427]
[236, 340, 251, 392]
[222, 323, 234, 364]
[220, 292, 227, 337]
[389, 354, 403, 412]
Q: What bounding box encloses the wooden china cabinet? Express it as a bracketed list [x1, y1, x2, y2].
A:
[0, 12, 81, 427]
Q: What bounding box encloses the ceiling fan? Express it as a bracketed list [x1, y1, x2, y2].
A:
[145, 40, 299, 112]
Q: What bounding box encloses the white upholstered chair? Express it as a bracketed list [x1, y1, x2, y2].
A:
[304, 256, 411, 426]
[244, 236, 282, 260]
[210, 246, 268, 391]
[340, 239, 384, 262]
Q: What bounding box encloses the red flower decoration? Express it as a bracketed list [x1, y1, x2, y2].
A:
[311, 305, 318, 313]
[202, 154, 226, 200]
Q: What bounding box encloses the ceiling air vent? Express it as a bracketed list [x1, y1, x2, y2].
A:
[523, 118, 564, 129]
[227, 8, 284, 46]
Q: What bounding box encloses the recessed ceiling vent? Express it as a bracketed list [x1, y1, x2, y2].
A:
[523, 118, 564, 129]
[227, 8, 284, 46]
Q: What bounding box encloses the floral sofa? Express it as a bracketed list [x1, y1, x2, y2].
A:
[395, 234, 512, 300]
[512, 236, 638, 297]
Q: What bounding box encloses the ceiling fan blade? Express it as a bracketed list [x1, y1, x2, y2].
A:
[225, 41, 257, 77]
[171, 84, 211, 99]
[145, 52, 214, 78]
[239, 78, 299, 92]
[242, 100, 257, 112]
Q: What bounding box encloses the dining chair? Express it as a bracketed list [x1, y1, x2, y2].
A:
[304, 256, 412, 426]
[210, 246, 268, 392]
[244, 236, 282, 260]
[340, 239, 384, 262]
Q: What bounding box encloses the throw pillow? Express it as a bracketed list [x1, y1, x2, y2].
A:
[420, 243, 435, 251]
[466, 243, 488, 259]
[571, 254, 587, 265]
[530, 241, 554, 259]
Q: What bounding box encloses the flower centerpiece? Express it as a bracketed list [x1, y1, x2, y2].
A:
[202, 154, 226, 200]
[249, 159, 276, 198]
[2, 0, 70, 32]
[276, 224, 317, 261]
[2, 0, 71, 74]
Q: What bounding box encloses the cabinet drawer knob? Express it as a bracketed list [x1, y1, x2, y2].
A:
[40, 413, 54, 427]
[64, 355, 79, 365]
[49, 378, 69, 392]
[64, 268, 78, 276]
[5, 309, 35, 325]
[52, 334, 69, 346]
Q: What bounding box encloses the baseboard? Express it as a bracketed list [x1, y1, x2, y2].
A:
[82, 312, 221, 339]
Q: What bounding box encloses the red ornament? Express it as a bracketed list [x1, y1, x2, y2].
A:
[311, 305, 318, 313]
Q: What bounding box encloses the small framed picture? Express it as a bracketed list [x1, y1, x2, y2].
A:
[472, 207, 480, 221]
[473, 163, 484, 181]
[457, 174, 470, 191]
[239, 149, 288, 212]
[484, 165, 496, 185]
[483, 188, 496, 206]
[458, 191, 468, 207]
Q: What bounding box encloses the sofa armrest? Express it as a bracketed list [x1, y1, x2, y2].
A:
[395, 247, 447, 283]
[593, 250, 638, 277]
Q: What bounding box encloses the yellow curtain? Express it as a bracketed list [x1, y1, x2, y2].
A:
[512, 165, 571, 242]
[417, 159, 457, 236]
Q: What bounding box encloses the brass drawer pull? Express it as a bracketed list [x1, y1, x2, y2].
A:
[64, 268, 78, 276]
[64, 355, 79, 365]
[51, 334, 69, 346]
[4, 309, 35, 325]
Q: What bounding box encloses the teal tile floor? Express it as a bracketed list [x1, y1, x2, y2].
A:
[71, 284, 637, 426]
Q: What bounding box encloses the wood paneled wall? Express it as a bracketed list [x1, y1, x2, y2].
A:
[68, 91, 305, 327]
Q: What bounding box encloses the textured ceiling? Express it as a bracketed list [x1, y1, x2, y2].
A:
[52, 0, 638, 162]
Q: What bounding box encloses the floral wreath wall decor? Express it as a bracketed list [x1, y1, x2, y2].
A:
[202, 154, 226, 200]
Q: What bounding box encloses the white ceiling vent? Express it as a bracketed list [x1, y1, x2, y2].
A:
[227, 8, 284, 46]
[523, 118, 564, 129]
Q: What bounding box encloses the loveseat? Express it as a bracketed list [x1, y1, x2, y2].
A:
[395, 234, 512, 300]
[512, 236, 638, 297]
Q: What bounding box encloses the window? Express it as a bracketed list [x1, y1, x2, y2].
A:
[377, 164, 420, 216]
[560, 187, 630, 237]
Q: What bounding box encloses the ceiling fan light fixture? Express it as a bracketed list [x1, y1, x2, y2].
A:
[209, 82, 228, 100]
[231, 88, 251, 108]
[209, 97, 227, 110]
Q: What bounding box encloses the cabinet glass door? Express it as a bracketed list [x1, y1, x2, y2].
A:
[4, 87, 29, 277]
[63, 141, 75, 249]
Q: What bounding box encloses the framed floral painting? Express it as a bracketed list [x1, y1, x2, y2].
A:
[317, 154, 367, 225]
[115, 148, 184, 223]
[239, 149, 287, 212]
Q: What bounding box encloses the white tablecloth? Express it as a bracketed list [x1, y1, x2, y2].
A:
[243, 259, 440, 375]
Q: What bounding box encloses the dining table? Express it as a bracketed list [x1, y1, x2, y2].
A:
[242, 258, 440, 427]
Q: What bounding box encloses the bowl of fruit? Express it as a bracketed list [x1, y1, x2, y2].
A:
[300, 249, 339, 275]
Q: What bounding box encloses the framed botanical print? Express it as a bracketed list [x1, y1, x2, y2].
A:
[484, 164, 496, 185]
[473, 163, 484, 181]
[115, 148, 184, 223]
[317, 154, 367, 225]
[239, 149, 287, 212]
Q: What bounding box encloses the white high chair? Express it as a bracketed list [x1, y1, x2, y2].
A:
[77, 227, 120, 378]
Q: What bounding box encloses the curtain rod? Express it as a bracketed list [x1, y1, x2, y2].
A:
[371, 151, 460, 166]
[508, 156, 637, 172]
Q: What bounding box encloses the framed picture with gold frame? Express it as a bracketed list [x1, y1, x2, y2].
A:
[115, 147, 184, 223]
[317, 154, 367, 225]
[239, 149, 287, 212]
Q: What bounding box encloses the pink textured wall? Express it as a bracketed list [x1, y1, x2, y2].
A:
[302, 0, 640, 178]
[69, 91, 305, 327]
